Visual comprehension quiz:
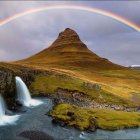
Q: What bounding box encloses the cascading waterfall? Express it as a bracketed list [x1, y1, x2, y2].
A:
[15, 76, 42, 107]
[0, 95, 19, 126]
[0, 95, 6, 118]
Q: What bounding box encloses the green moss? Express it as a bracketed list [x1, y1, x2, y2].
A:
[50, 104, 91, 130]
[50, 104, 140, 131]
[30, 74, 83, 95]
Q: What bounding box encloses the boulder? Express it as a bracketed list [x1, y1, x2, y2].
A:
[83, 82, 101, 91]
[15, 100, 23, 107]
[88, 118, 98, 132]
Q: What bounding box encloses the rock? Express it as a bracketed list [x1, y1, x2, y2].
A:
[52, 119, 66, 127]
[10, 105, 27, 113]
[67, 111, 74, 117]
[52, 119, 58, 125]
[0, 67, 16, 99]
[88, 118, 98, 132]
[5, 110, 14, 115]
[83, 82, 101, 91]
[19, 130, 54, 140]
[54, 87, 92, 107]
[15, 100, 23, 107]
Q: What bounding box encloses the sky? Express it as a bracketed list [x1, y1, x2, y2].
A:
[0, 1, 140, 66]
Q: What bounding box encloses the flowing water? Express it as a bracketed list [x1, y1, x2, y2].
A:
[0, 98, 140, 140]
[0, 95, 6, 117]
[0, 95, 19, 126]
[15, 76, 42, 107]
[0, 77, 139, 139]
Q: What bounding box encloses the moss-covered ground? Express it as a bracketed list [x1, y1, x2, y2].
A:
[50, 104, 140, 131]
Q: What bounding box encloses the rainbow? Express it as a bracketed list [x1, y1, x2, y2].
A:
[0, 5, 140, 32]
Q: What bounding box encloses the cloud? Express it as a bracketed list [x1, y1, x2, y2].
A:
[0, 1, 139, 66]
[89, 32, 140, 66]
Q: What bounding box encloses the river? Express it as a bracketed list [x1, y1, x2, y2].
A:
[0, 98, 140, 140]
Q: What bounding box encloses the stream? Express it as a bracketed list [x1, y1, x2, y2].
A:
[0, 98, 140, 140]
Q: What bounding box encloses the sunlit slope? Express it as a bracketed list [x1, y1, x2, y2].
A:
[14, 28, 140, 101]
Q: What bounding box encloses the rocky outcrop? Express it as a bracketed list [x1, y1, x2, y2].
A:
[53, 87, 91, 107]
[0, 67, 16, 99]
[83, 82, 101, 91]
[53, 87, 138, 112]
[88, 118, 98, 132]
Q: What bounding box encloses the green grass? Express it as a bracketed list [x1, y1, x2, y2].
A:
[30, 74, 137, 107]
[50, 103, 140, 131]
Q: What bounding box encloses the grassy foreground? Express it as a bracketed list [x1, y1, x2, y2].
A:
[30, 74, 137, 108]
[50, 104, 140, 131]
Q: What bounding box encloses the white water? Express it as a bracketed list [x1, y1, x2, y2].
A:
[0, 95, 19, 126]
[0, 95, 6, 117]
[15, 76, 42, 107]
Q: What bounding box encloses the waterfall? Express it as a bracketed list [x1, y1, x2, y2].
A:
[16, 76, 31, 106]
[15, 76, 42, 107]
[0, 95, 6, 118]
[0, 95, 19, 126]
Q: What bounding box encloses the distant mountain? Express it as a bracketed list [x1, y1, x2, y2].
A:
[18, 28, 124, 70]
[129, 65, 140, 70]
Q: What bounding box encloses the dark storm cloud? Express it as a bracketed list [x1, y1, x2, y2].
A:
[0, 1, 139, 66]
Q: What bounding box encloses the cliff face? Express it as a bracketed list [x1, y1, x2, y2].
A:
[0, 67, 16, 99]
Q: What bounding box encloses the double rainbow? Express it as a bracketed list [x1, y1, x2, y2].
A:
[0, 5, 140, 32]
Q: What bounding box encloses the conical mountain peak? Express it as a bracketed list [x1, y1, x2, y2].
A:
[49, 28, 88, 51]
[58, 28, 80, 40]
[19, 28, 123, 71]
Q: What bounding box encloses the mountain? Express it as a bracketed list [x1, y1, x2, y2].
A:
[1, 28, 139, 100]
[1, 28, 140, 131]
[13, 28, 140, 102]
[18, 28, 124, 70]
[129, 65, 140, 70]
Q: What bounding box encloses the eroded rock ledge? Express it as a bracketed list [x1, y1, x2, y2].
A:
[53, 87, 139, 112]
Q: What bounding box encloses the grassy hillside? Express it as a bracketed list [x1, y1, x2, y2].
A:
[30, 74, 137, 108]
[1, 61, 139, 108]
[12, 61, 140, 104]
